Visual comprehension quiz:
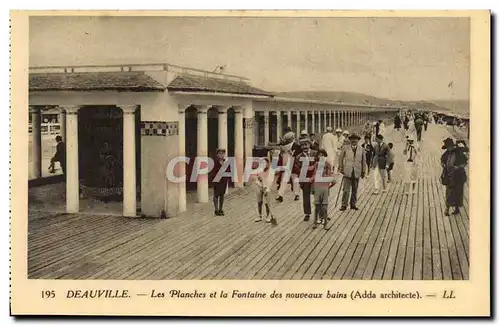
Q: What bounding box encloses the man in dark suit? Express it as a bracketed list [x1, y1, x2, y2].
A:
[50, 135, 65, 174]
[338, 133, 366, 210]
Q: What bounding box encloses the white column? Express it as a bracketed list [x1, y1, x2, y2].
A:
[318, 111, 322, 133]
[58, 108, 66, 142]
[276, 111, 282, 141]
[120, 105, 138, 217]
[263, 110, 270, 146]
[333, 110, 337, 129]
[178, 106, 187, 213]
[63, 105, 80, 213]
[234, 107, 244, 188]
[295, 111, 300, 136]
[196, 106, 210, 202]
[286, 111, 292, 132]
[311, 110, 316, 134]
[29, 106, 42, 179]
[304, 110, 309, 133]
[217, 106, 228, 151]
[244, 105, 254, 171]
[319, 110, 322, 132]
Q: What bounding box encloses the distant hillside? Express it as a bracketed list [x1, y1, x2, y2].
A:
[430, 100, 469, 115]
[277, 91, 468, 116]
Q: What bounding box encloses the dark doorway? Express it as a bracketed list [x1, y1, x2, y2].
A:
[77, 106, 141, 204]
[185, 106, 198, 191]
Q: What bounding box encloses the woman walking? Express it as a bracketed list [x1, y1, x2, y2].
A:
[440, 138, 468, 216]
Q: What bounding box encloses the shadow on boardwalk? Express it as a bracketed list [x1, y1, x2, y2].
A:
[28, 123, 469, 280]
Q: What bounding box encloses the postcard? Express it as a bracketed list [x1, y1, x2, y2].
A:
[10, 9, 490, 316]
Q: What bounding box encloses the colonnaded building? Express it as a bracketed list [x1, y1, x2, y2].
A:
[28, 63, 399, 218]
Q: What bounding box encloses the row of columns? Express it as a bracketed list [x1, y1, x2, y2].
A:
[30, 103, 394, 217]
[178, 105, 248, 210]
[29, 105, 138, 217]
[257, 109, 376, 145]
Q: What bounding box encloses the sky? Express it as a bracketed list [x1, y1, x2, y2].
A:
[29, 16, 470, 101]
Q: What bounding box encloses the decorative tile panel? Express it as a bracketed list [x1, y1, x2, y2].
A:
[244, 118, 254, 129]
[141, 121, 179, 136]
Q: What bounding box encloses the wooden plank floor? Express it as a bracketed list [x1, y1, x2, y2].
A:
[27, 123, 469, 280]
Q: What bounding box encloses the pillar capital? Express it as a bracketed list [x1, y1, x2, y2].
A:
[119, 105, 138, 115]
[178, 104, 191, 114]
[263, 110, 270, 116]
[233, 107, 244, 114]
[59, 105, 81, 115]
[215, 105, 230, 114]
[195, 105, 210, 114]
[29, 106, 41, 114]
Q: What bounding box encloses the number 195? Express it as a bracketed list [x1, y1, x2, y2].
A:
[41, 290, 55, 298]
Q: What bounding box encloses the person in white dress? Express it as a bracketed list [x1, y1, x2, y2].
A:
[406, 117, 417, 141]
[334, 128, 345, 171]
[320, 126, 338, 170]
[379, 120, 386, 138]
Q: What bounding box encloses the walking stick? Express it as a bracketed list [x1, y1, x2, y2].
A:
[334, 176, 344, 208]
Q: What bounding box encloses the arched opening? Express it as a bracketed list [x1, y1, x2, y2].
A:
[78, 106, 124, 202]
[227, 108, 235, 158]
[270, 113, 277, 143]
[207, 106, 219, 159]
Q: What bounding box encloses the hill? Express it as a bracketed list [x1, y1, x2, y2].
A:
[429, 100, 469, 115]
[276, 91, 468, 116]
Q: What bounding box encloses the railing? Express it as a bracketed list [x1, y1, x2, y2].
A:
[29, 62, 249, 83]
[28, 123, 61, 137]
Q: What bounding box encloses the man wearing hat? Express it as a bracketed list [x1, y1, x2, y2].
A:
[293, 138, 317, 221]
[342, 130, 351, 146]
[338, 133, 366, 210]
[321, 126, 337, 169]
[440, 137, 468, 216]
[299, 129, 309, 141]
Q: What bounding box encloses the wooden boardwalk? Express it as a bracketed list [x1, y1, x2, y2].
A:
[28, 123, 469, 280]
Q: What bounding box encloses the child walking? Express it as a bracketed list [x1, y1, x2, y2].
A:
[362, 135, 374, 176]
[386, 142, 395, 183]
[311, 149, 335, 229]
[253, 158, 277, 224]
[211, 148, 231, 216]
[403, 137, 419, 195]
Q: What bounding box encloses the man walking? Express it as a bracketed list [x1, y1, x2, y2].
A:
[49, 135, 65, 175]
[372, 134, 390, 195]
[414, 114, 424, 142]
[293, 138, 317, 221]
[338, 133, 366, 211]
